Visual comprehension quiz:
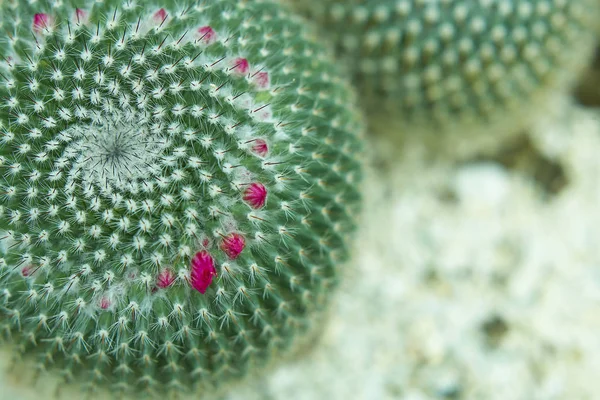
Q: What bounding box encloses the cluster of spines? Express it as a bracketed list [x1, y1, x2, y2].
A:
[0, 0, 362, 396]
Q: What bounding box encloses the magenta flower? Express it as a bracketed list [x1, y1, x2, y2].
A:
[190, 251, 217, 294]
[220, 233, 246, 260]
[243, 183, 267, 209]
[197, 26, 217, 44]
[231, 58, 249, 75]
[252, 139, 269, 157]
[156, 268, 176, 289]
[33, 13, 51, 33]
[153, 8, 167, 23]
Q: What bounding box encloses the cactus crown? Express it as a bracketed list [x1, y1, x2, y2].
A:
[0, 0, 362, 395]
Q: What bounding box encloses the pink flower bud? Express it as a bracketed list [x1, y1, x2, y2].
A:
[243, 183, 267, 209]
[252, 139, 269, 157]
[190, 251, 217, 294]
[156, 269, 176, 289]
[221, 233, 246, 260]
[100, 297, 111, 310]
[253, 71, 270, 89]
[153, 8, 167, 23]
[21, 265, 33, 277]
[197, 26, 217, 44]
[33, 13, 52, 33]
[231, 58, 249, 75]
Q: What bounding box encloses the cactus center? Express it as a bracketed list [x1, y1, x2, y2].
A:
[61, 111, 168, 191]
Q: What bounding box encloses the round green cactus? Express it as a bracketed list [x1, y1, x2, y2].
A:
[287, 0, 600, 132]
[0, 0, 363, 396]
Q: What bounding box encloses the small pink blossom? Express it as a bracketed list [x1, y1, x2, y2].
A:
[156, 268, 176, 289]
[252, 139, 269, 157]
[221, 233, 246, 260]
[197, 26, 217, 44]
[153, 8, 167, 23]
[243, 183, 267, 209]
[74, 9, 89, 24]
[99, 297, 111, 310]
[252, 71, 270, 89]
[231, 58, 249, 75]
[33, 13, 52, 33]
[190, 251, 217, 294]
[21, 265, 33, 277]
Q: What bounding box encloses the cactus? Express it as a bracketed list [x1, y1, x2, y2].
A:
[0, 0, 363, 396]
[286, 0, 600, 133]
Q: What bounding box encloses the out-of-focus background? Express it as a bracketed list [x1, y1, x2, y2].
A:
[2, 18, 600, 400]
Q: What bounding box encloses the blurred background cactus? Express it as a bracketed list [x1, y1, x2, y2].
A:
[287, 0, 600, 137]
[575, 46, 600, 106]
[0, 0, 363, 396]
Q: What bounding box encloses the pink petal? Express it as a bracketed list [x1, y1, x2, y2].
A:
[100, 297, 111, 310]
[33, 13, 51, 33]
[221, 233, 246, 260]
[253, 71, 270, 89]
[252, 139, 269, 157]
[156, 268, 176, 289]
[197, 26, 217, 44]
[190, 251, 217, 294]
[153, 8, 167, 23]
[243, 183, 267, 209]
[231, 58, 249, 75]
[21, 265, 33, 277]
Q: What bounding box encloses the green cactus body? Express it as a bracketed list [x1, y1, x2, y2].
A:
[0, 0, 363, 395]
[288, 0, 600, 132]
